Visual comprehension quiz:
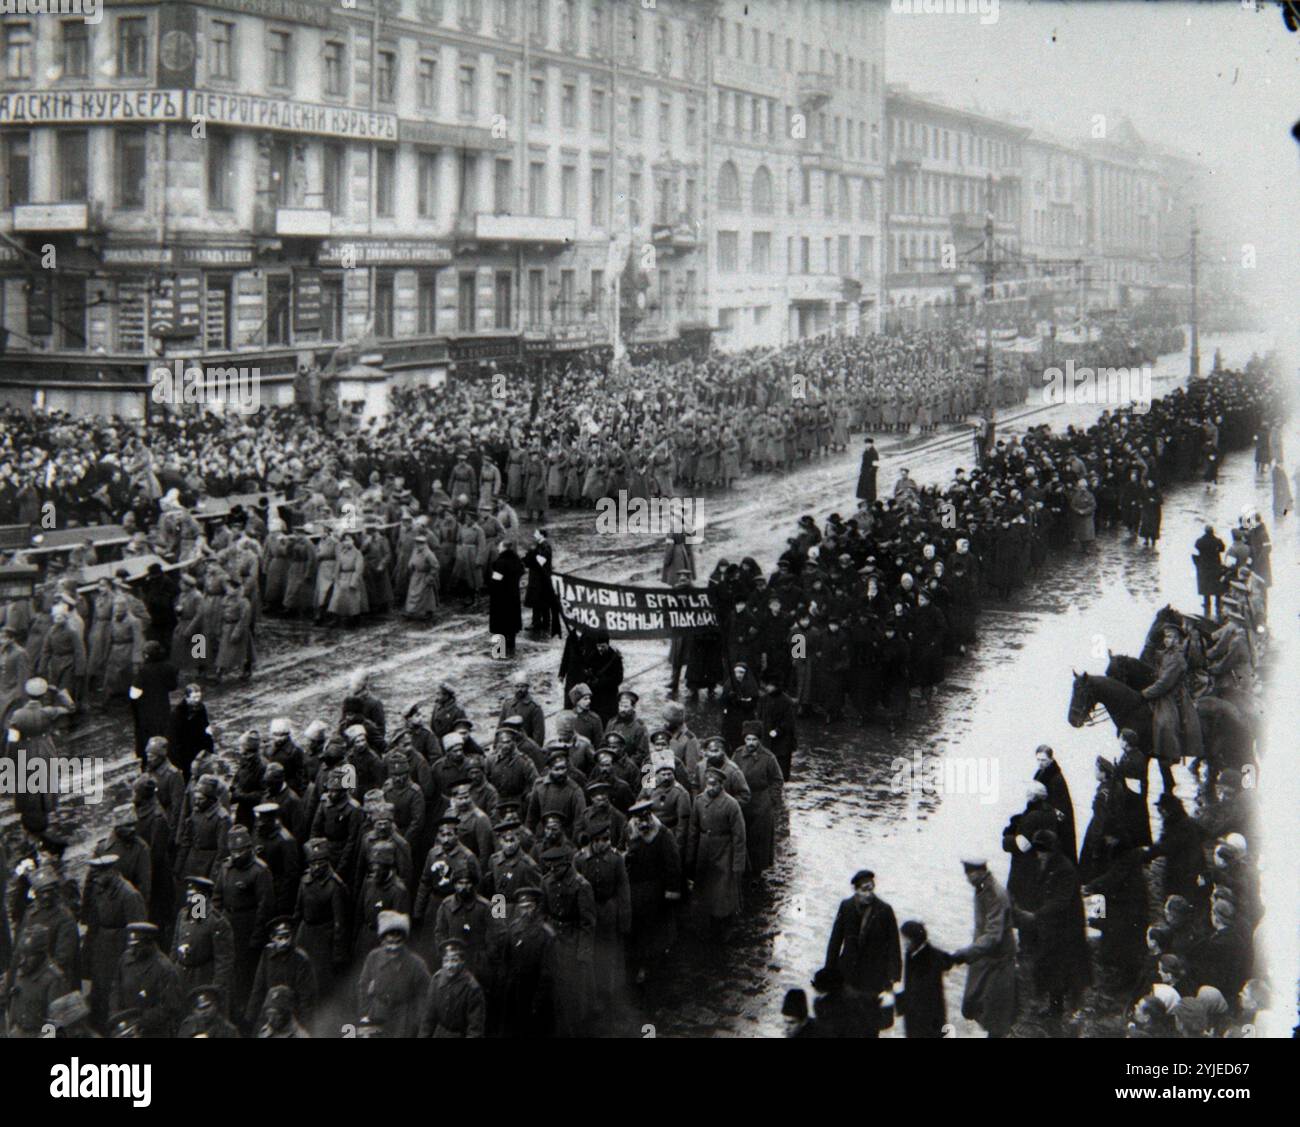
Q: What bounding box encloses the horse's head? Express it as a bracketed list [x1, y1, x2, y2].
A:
[1067, 669, 1093, 728]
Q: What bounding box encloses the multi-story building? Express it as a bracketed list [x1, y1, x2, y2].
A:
[607, 0, 711, 354]
[882, 85, 1027, 331]
[1019, 130, 1088, 318]
[1078, 117, 1164, 310]
[707, 0, 885, 349]
[0, 0, 711, 415]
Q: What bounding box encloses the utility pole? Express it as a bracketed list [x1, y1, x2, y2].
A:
[1189, 208, 1200, 378]
[981, 172, 996, 461]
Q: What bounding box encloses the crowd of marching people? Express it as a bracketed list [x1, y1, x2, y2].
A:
[0, 325, 1284, 1037]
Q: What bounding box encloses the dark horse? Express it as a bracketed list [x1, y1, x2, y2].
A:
[1104, 652, 1256, 788]
[1067, 672, 1153, 752]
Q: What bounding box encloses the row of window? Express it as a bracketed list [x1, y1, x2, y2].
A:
[716, 162, 877, 222]
[713, 18, 881, 97]
[1029, 209, 1086, 248]
[716, 231, 875, 278]
[715, 92, 880, 164]
[888, 232, 1019, 275]
[29, 262, 701, 353]
[887, 171, 1020, 221]
[890, 117, 1022, 171]
[0, 1, 704, 92]
[2, 128, 699, 232]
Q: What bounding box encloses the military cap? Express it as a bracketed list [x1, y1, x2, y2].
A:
[435, 813, 460, 827]
[344, 723, 368, 742]
[602, 731, 626, 747]
[439, 936, 468, 953]
[226, 826, 253, 849]
[264, 761, 286, 780]
[370, 840, 397, 864]
[850, 870, 875, 888]
[196, 774, 221, 795]
[703, 766, 727, 783]
[144, 735, 169, 756]
[187, 983, 226, 1006]
[568, 683, 592, 704]
[649, 727, 671, 744]
[108, 1010, 143, 1037]
[493, 815, 522, 834]
[541, 810, 569, 827]
[267, 916, 295, 935]
[544, 745, 571, 764]
[48, 991, 91, 1027]
[377, 911, 410, 938]
[125, 922, 160, 937]
[586, 781, 612, 797]
[512, 886, 543, 905]
[253, 802, 280, 818]
[588, 822, 612, 840]
[628, 799, 655, 818]
[269, 717, 291, 735]
[703, 735, 727, 751]
[741, 720, 763, 738]
[184, 875, 216, 891]
[451, 717, 475, 731]
[645, 749, 674, 774]
[540, 846, 571, 863]
[304, 839, 331, 862]
[132, 776, 158, 802]
[23, 676, 49, 697]
[88, 854, 119, 868]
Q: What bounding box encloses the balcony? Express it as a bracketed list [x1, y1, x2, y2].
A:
[891, 142, 927, 170]
[651, 218, 700, 253]
[799, 138, 843, 172]
[473, 213, 576, 245]
[786, 273, 844, 302]
[276, 208, 332, 237]
[798, 70, 834, 109]
[13, 202, 90, 232]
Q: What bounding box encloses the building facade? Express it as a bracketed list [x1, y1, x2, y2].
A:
[1019, 131, 1088, 318]
[707, 0, 885, 349]
[882, 85, 1026, 331]
[1079, 118, 1164, 310]
[0, 0, 711, 413]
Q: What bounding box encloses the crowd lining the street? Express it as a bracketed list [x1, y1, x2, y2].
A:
[0, 327, 1284, 1037]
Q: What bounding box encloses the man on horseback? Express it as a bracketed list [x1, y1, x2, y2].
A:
[1140, 623, 1203, 795]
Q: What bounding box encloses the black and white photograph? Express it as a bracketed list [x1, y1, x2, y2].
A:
[0, 0, 1295, 1101]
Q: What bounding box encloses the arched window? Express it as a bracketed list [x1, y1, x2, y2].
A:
[752, 165, 773, 214]
[718, 160, 741, 210]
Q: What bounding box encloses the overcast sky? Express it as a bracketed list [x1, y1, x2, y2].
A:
[883, 0, 1299, 333]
